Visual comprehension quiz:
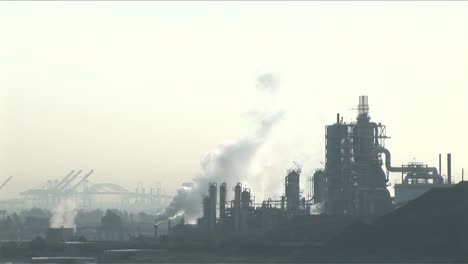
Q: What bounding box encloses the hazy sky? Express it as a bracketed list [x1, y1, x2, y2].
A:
[1, 1, 467, 200]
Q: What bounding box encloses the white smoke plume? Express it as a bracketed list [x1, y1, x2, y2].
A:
[155, 74, 284, 223]
[50, 197, 79, 228]
[156, 111, 284, 223]
[310, 202, 324, 215]
[256, 72, 280, 93]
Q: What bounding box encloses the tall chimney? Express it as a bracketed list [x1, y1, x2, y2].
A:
[219, 183, 227, 223]
[447, 153, 452, 184]
[462, 168, 464, 181]
[203, 196, 210, 228]
[337, 113, 340, 124]
[208, 183, 217, 232]
[439, 153, 442, 176]
[233, 183, 242, 232]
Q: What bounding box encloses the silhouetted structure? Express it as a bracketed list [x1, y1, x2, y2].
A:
[313, 96, 451, 217]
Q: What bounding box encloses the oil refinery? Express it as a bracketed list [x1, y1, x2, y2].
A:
[148, 96, 465, 262]
[0, 95, 466, 263]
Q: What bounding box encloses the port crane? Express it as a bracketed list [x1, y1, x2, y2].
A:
[0, 176, 12, 192]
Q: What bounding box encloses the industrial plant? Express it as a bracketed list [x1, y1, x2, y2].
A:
[0, 95, 466, 263]
[195, 165, 310, 235]
[159, 96, 459, 242]
[313, 95, 454, 215]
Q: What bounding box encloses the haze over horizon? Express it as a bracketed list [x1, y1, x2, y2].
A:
[1, 1, 467, 201]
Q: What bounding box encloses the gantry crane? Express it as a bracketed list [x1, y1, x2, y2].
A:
[0, 176, 12, 192]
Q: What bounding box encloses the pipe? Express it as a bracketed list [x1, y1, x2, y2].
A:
[374, 147, 440, 175]
[439, 154, 442, 177]
[447, 153, 452, 184]
[374, 147, 406, 172]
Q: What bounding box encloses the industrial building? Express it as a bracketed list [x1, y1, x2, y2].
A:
[1, 95, 466, 262]
[393, 153, 454, 204]
[313, 95, 454, 217]
[196, 163, 311, 235]
[165, 95, 461, 241]
[313, 95, 393, 217]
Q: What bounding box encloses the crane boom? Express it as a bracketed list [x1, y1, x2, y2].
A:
[59, 170, 82, 191]
[53, 170, 75, 190]
[0, 176, 13, 191]
[70, 169, 94, 190]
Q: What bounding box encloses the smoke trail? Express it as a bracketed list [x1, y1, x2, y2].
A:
[156, 111, 283, 223]
[155, 74, 284, 223]
[256, 72, 280, 93]
[50, 198, 79, 228]
[310, 202, 324, 215]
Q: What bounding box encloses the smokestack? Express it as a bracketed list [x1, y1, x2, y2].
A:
[153, 110, 283, 224]
[219, 183, 227, 223]
[240, 189, 251, 232]
[447, 153, 452, 184]
[358, 95, 369, 117]
[285, 170, 300, 212]
[241, 189, 251, 209]
[208, 183, 217, 232]
[439, 153, 442, 176]
[233, 183, 242, 232]
[203, 196, 210, 228]
[337, 113, 340, 124]
[462, 168, 464, 182]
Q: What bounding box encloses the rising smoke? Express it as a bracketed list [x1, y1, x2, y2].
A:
[50, 198, 79, 228]
[155, 74, 284, 223]
[256, 72, 280, 93]
[310, 202, 324, 215]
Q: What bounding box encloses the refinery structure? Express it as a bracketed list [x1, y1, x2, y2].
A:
[196, 167, 310, 235]
[160, 96, 460, 243]
[313, 95, 452, 215]
[0, 96, 457, 220]
[0, 95, 466, 263]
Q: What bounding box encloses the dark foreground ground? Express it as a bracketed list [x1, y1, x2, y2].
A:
[1, 237, 468, 263]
